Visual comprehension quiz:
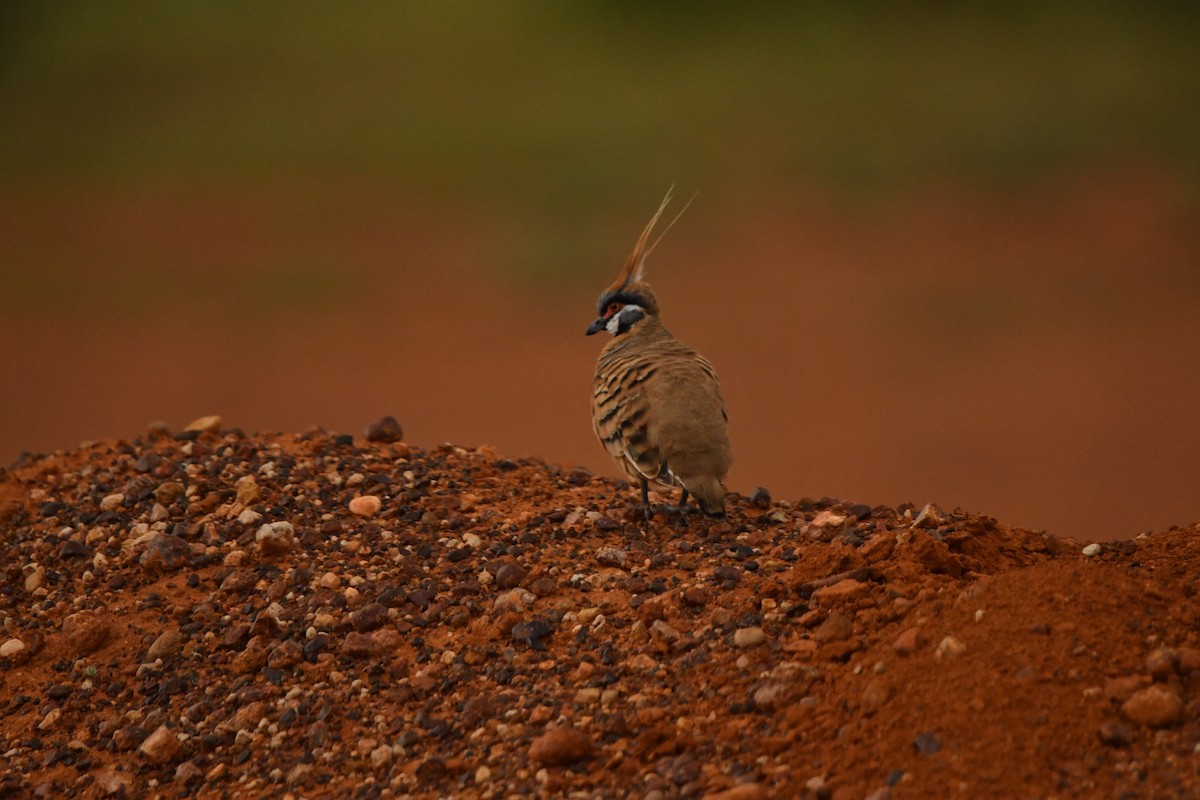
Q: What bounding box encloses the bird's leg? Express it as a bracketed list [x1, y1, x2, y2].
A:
[640, 479, 652, 522]
[674, 488, 690, 526]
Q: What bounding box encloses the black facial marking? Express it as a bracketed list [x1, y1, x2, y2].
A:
[595, 289, 651, 316]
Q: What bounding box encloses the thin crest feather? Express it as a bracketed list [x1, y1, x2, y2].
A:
[608, 186, 693, 292]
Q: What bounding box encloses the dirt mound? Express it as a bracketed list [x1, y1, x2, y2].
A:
[1, 424, 1198, 799]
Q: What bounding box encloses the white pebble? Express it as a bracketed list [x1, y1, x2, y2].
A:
[1082, 543, 1102, 557]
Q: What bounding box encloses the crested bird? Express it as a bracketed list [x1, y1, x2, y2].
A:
[586, 190, 732, 520]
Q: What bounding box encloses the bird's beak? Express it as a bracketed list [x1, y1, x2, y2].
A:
[585, 317, 606, 336]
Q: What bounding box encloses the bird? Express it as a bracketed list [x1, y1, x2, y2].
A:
[586, 189, 732, 521]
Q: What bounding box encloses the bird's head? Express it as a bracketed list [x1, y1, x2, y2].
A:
[586, 188, 688, 338]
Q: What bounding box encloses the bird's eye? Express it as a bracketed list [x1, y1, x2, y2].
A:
[606, 301, 622, 317]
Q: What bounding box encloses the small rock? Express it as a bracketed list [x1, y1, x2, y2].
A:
[812, 579, 869, 604]
[1122, 684, 1185, 728]
[0, 638, 25, 659]
[255, 522, 296, 558]
[349, 495, 382, 518]
[100, 493, 125, 512]
[912, 730, 942, 755]
[912, 502, 945, 529]
[147, 629, 183, 660]
[1178, 646, 1200, 674]
[154, 481, 185, 505]
[350, 603, 389, 632]
[140, 533, 191, 572]
[810, 510, 846, 528]
[703, 784, 767, 800]
[650, 620, 682, 643]
[365, 415, 404, 443]
[184, 415, 222, 433]
[234, 475, 260, 505]
[682, 587, 708, 608]
[24, 567, 45, 593]
[62, 611, 111, 656]
[38, 708, 61, 731]
[340, 632, 382, 659]
[237, 508, 262, 526]
[494, 562, 527, 589]
[319, 571, 342, 590]
[475, 765, 492, 784]
[813, 613, 854, 644]
[1081, 542, 1102, 557]
[892, 627, 922, 656]
[596, 547, 628, 568]
[935, 636, 967, 660]
[139, 725, 182, 763]
[370, 744, 393, 768]
[860, 678, 891, 712]
[174, 760, 203, 785]
[749, 487, 772, 508]
[1146, 647, 1179, 681]
[95, 768, 134, 796]
[267, 639, 304, 669]
[1097, 722, 1135, 747]
[512, 619, 554, 650]
[733, 627, 766, 648]
[528, 724, 595, 766]
[752, 682, 789, 710]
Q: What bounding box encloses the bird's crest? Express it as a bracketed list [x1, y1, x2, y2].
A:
[605, 186, 695, 295]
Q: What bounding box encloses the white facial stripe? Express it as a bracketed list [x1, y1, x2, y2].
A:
[606, 304, 644, 335]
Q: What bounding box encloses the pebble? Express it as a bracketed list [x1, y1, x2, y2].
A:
[935, 636, 967, 660]
[733, 627, 766, 648]
[892, 627, 922, 656]
[147, 629, 184, 660]
[350, 602, 389, 632]
[703, 784, 767, 800]
[596, 547, 628, 568]
[494, 563, 527, 589]
[235, 475, 260, 505]
[1145, 647, 1179, 681]
[1122, 684, 1185, 728]
[650, 620, 682, 642]
[184, 415, 222, 433]
[812, 579, 869, 604]
[365, 415, 404, 443]
[809, 510, 846, 528]
[139, 725, 183, 763]
[370, 744, 393, 767]
[256, 522, 297, 557]
[1082, 543, 1102, 557]
[139, 532, 191, 572]
[62, 611, 111, 656]
[528, 724, 595, 766]
[100, 493, 125, 512]
[475, 765, 492, 784]
[751, 682, 788, 710]
[349, 495, 382, 517]
[912, 502, 946, 529]
[38, 708, 61, 731]
[0, 638, 25, 659]
[238, 508, 263, 526]
[912, 730, 942, 755]
[813, 612, 854, 644]
[24, 566, 45, 593]
[95, 768, 134, 796]
[1097, 722, 1135, 747]
[175, 760, 203, 785]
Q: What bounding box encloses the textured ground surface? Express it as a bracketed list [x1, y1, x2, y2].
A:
[2, 419, 1199, 799]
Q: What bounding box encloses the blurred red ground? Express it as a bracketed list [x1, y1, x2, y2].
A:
[2, 168, 1197, 541]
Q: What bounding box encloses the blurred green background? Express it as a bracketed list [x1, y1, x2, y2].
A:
[3, 2, 1199, 541]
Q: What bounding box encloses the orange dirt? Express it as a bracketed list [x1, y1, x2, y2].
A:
[1, 422, 1198, 798]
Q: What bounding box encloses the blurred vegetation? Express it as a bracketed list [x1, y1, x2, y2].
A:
[1, 2, 1199, 285]
[3, 3, 1199, 193]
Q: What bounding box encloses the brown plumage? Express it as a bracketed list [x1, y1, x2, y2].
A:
[586, 190, 732, 519]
